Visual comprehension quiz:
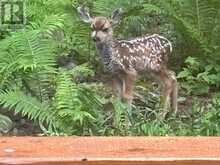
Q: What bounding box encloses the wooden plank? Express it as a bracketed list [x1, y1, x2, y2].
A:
[0, 137, 220, 165]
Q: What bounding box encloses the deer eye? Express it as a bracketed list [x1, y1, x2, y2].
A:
[103, 28, 109, 32]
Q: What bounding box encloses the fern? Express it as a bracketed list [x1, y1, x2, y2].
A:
[0, 90, 55, 128]
[70, 63, 95, 79]
[0, 0, 220, 136]
[53, 69, 103, 134]
[111, 98, 132, 135]
[0, 114, 13, 134]
[179, 0, 216, 35]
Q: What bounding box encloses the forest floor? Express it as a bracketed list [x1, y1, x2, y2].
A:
[1, 108, 41, 136]
[0, 72, 211, 136]
[0, 90, 198, 136]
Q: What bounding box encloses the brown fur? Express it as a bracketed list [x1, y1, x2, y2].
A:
[92, 17, 110, 30]
[77, 7, 178, 112]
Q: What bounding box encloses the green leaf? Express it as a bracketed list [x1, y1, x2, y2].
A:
[0, 114, 13, 134]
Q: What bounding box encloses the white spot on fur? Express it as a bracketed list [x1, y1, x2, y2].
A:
[129, 48, 134, 53]
[157, 35, 173, 52]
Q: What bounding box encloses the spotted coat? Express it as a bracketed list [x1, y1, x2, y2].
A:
[96, 34, 172, 73]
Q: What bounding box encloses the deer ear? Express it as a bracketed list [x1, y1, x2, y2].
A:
[111, 8, 123, 25]
[77, 6, 93, 23]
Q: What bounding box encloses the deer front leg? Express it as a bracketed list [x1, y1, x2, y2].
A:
[112, 76, 123, 98]
[121, 70, 137, 105]
[121, 71, 136, 129]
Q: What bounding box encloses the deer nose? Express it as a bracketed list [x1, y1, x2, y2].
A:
[92, 36, 100, 42]
[91, 31, 100, 42]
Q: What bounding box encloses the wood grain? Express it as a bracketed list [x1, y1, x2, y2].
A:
[0, 137, 220, 165]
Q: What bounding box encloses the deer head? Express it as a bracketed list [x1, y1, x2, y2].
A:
[77, 6, 123, 43]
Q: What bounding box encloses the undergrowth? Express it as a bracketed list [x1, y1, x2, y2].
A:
[0, 0, 220, 136]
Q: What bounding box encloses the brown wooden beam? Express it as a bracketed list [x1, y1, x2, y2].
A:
[0, 137, 220, 165]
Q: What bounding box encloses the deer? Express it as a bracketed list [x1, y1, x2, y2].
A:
[77, 7, 178, 112]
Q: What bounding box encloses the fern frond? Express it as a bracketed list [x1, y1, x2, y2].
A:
[179, 0, 216, 34]
[12, 30, 56, 70]
[112, 98, 131, 135]
[0, 113, 13, 134]
[70, 63, 95, 79]
[0, 90, 55, 126]
[53, 69, 103, 133]
[30, 14, 65, 37]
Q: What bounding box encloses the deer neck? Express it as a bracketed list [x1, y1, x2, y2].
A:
[95, 39, 114, 70]
[96, 39, 114, 55]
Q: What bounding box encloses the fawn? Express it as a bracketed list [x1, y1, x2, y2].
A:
[77, 7, 178, 112]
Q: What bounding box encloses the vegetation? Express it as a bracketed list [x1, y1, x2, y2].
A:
[0, 0, 220, 136]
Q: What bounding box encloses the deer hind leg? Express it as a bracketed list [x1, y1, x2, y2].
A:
[158, 69, 178, 112]
[168, 71, 178, 113]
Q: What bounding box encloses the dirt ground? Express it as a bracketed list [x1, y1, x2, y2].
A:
[0, 108, 41, 136]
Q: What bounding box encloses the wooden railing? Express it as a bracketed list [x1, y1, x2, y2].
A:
[0, 137, 220, 165]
